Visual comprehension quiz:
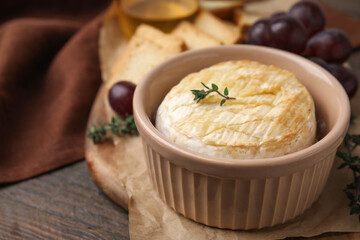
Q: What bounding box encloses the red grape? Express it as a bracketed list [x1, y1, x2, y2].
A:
[289, 0, 326, 37]
[270, 12, 287, 19]
[267, 15, 308, 54]
[305, 29, 352, 63]
[308, 57, 331, 72]
[108, 81, 136, 118]
[247, 19, 270, 46]
[328, 64, 358, 99]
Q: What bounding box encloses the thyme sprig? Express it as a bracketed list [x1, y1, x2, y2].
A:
[337, 114, 360, 221]
[191, 82, 236, 106]
[87, 115, 138, 144]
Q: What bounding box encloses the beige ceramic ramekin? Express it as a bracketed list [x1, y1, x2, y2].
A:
[133, 45, 350, 230]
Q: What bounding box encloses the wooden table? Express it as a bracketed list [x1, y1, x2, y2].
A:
[1, 46, 360, 240]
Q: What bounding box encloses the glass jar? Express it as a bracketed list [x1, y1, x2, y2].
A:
[116, 0, 199, 39]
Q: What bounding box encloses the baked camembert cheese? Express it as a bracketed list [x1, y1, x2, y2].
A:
[155, 60, 316, 159]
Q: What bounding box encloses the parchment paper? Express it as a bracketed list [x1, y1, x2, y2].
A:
[98, 1, 360, 239]
[125, 140, 360, 240]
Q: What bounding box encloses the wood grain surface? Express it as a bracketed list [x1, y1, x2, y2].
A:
[0, 161, 129, 240]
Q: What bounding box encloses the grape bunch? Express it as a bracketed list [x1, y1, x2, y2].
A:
[247, 0, 358, 99]
[108, 81, 136, 118]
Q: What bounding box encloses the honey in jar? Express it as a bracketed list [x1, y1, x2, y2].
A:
[116, 0, 199, 39]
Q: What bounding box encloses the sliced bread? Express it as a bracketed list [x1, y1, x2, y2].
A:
[105, 24, 185, 144]
[199, 0, 245, 19]
[194, 10, 241, 44]
[233, 9, 268, 41]
[171, 21, 222, 50]
[107, 24, 185, 89]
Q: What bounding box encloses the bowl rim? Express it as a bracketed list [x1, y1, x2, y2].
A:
[133, 45, 350, 175]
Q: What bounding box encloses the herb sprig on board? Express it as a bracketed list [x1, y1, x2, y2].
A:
[87, 115, 138, 144]
[191, 82, 236, 106]
[337, 115, 360, 221]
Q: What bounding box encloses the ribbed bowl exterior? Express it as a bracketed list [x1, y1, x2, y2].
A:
[133, 46, 350, 230]
[143, 140, 335, 229]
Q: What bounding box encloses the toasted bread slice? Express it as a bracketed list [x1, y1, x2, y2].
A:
[171, 21, 222, 50]
[194, 10, 241, 44]
[233, 9, 268, 41]
[107, 24, 185, 89]
[105, 24, 185, 144]
[244, 0, 297, 15]
[199, 0, 245, 19]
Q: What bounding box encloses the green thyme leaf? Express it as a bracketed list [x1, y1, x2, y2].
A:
[350, 205, 360, 215]
[87, 115, 138, 144]
[351, 113, 356, 125]
[201, 82, 210, 89]
[212, 83, 218, 91]
[338, 162, 348, 169]
[191, 82, 236, 106]
[352, 134, 360, 146]
[338, 114, 360, 222]
[337, 151, 351, 162]
[220, 99, 226, 106]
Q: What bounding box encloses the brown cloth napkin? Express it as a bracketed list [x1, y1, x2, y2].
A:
[0, 0, 111, 183]
[1, 0, 358, 185]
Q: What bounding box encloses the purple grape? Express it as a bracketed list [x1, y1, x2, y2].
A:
[328, 64, 358, 99]
[247, 19, 270, 46]
[289, 0, 326, 37]
[108, 81, 136, 118]
[306, 29, 352, 63]
[270, 12, 287, 19]
[308, 57, 331, 72]
[267, 15, 308, 54]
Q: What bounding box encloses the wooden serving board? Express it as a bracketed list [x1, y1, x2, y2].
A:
[85, 86, 360, 240]
[84, 1, 360, 239]
[85, 85, 129, 210]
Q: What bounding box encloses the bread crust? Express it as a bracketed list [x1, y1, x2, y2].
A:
[194, 10, 241, 44]
[171, 21, 222, 50]
[107, 24, 185, 89]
